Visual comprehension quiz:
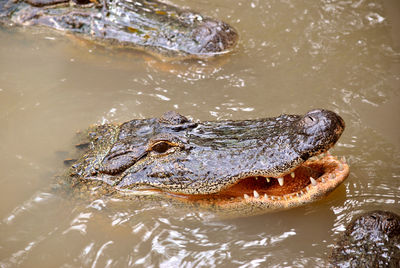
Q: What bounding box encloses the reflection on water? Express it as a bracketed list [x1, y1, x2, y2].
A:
[1, 0, 399, 267]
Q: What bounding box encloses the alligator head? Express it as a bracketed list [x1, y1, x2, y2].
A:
[330, 210, 400, 266]
[1, 0, 238, 58]
[69, 109, 349, 215]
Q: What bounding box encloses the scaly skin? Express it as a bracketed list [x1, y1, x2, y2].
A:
[330, 210, 400, 267]
[0, 0, 238, 59]
[60, 109, 349, 216]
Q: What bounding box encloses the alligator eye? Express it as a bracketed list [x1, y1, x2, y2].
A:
[151, 141, 174, 154]
[73, 0, 92, 4]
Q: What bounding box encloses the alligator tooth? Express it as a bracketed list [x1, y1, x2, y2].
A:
[253, 190, 260, 198]
[264, 194, 268, 199]
[290, 172, 295, 178]
[278, 177, 284, 186]
[321, 178, 325, 183]
[310, 177, 317, 186]
[271, 196, 275, 200]
[296, 192, 300, 197]
[244, 194, 250, 199]
[266, 178, 270, 183]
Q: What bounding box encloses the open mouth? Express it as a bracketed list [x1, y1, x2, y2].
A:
[161, 152, 349, 210]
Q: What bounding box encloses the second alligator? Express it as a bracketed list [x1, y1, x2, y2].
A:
[0, 0, 238, 58]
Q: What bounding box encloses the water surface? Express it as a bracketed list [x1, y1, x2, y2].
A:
[1, 0, 399, 267]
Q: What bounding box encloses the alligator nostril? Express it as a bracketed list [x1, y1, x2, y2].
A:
[304, 116, 315, 124]
[301, 115, 318, 127]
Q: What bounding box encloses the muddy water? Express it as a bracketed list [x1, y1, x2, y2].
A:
[0, 0, 399, 266]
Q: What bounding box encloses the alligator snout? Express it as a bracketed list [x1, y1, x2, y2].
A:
[192, 19, 238, 55]
[300, 109, 345, 137]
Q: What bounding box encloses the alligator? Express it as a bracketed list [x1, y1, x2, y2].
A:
[330, 210, 400, 267]
[59, 109, 349, 215]
[0, 0, 238, 59]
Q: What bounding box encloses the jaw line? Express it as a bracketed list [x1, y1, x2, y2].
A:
[150, 153, 349, 211]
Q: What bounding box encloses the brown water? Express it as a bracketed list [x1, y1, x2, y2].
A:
[1, 0, 399, 267]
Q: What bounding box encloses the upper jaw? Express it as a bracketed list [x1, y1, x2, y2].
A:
[118, 151, 349, 203]
[176, 153, 350, 215]
[117, 144, 337, 196]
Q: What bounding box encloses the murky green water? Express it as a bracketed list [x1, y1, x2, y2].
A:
[1, 0, 399, 267]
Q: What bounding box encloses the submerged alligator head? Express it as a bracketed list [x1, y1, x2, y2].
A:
[330, 210, 400, 267]
[0, 0, 238, 58]
[65, 109, 349, 215]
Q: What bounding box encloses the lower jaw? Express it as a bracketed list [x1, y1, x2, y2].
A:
[167, 153, 350, 214]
